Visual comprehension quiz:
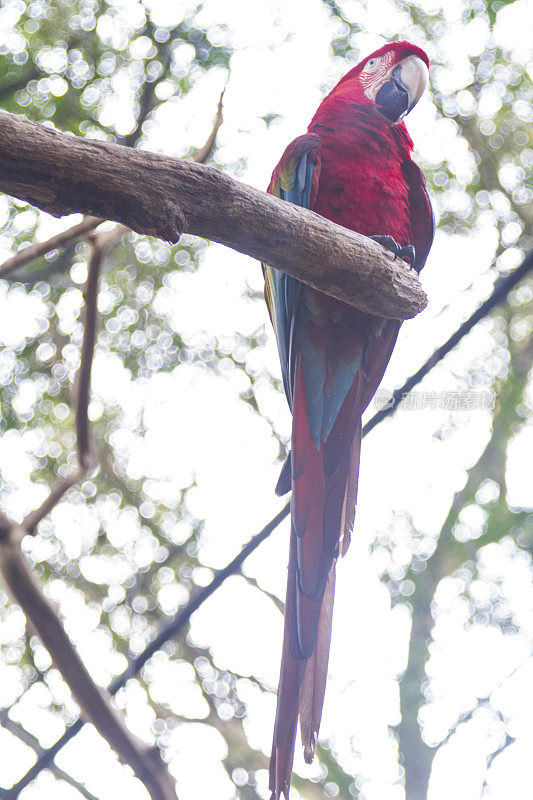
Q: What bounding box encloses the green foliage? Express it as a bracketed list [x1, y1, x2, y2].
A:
[485, 0, 519, 26]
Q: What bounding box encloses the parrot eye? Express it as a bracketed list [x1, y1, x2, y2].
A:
[364, 57, 381, 73]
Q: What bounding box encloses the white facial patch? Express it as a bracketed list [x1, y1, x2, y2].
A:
[360, 51, 396, 100]
[360, 51, 429, 114]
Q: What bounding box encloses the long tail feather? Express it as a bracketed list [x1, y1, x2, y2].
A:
[299, 562, 336, 762]
[270, 535, 302, 800]
[340, 422, 362, 554]
[270, 358, 364, 800]
[270, 539, 338, 799]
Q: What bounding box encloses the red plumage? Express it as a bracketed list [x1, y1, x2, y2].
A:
[264, 41, 433, 799]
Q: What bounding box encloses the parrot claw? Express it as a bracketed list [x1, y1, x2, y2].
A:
[370, 235, 418, 272]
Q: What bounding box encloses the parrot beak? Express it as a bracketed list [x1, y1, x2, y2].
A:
[375, 55, 428, 123]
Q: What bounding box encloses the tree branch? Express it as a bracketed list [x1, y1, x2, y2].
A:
[77, 227, 127, 462]
[0, 711, 100, 800]
[396, 322, 533, 800]
[0, 514, 177, 800]
[191, 86, 226, 164]
[0, 91, 233, 799]
[7, 501, 290, 797]
[22, 469, 85, 537]
[0, 85, 226, 281]
[0, 230, 177, 800]
[21, 232, 115, 534]
[0, 110, 426, 319]
[0, 67, 41, 102]
[239, 571, 285, 614]
[117, 17, 182, 150]
[0, 217, 103, 280]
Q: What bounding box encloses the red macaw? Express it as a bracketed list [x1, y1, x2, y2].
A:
[264, 41, 434, 799]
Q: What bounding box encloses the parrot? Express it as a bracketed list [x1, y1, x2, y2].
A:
[263, 41, 434, 799]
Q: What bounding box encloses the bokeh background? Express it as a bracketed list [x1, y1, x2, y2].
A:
[0, 0, 532, 798]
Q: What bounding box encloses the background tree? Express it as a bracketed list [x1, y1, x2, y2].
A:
[0, 1, 531, 800]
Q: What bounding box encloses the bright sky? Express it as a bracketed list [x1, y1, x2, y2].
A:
[1, 0, 533, 799]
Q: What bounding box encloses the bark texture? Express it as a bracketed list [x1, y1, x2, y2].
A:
[0, 110, 427, 319]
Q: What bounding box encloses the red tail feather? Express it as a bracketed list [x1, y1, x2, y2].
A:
[269, 359, 362, 800]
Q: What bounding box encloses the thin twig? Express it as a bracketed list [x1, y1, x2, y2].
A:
[22, 468, 86, 536]
[239, 571, 285, 614]
[118, 502, 290, 682]
[118, 18, 179, 149]
[77, 226, 127, 464]
[192, 86, 226, 164]
[362, 248, 533, 436]
[0, 711, 99, 800]
[21, 233, 110, 534]
[0, 217, 102, 279]
[482, 734, 516, 794]
[438, 649, 533, 750]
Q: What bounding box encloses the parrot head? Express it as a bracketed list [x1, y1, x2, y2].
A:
[327, 41, 429, 124]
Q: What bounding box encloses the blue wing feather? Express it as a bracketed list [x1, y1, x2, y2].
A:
[264, 133, 365, 448]
[264, 134, 321, 408]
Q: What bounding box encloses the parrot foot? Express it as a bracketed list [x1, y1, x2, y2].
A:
[370, 235, 418, 272]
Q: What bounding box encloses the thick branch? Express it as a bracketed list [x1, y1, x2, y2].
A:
[0, 515, 176, 800]
[0, 85, 224, 281]
[0, 110, 426, 319]
[8, 502, 291, 796]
